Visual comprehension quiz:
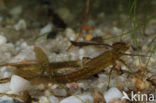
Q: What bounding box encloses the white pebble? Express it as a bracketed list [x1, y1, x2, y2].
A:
[65, 28, 76, 40]
[77, 83, 85, 88]
[94, 29, 103, 36]
[40, 23, 53, 34]
[60, 94, 93, 103]
[112, 27, 122, 35]
[50, 84, 58, 89]
[20, 42, 28, 48]
[104, 87, 123, 103]
[0, 83, 10, 93]
[9, 75, 31, 93]
[49, 96, 59, 103]
[98, 74, 108, 78]
[3, 72, 12, 78]
[39, 96, 50, 103]
[37, 84, 45, 90]
[0, 35, 7, 45]
[14, 19, 27, 31]
[97, 82, 105, 89]
[79, 49, 85, 59]
[52, 88, 67, 97]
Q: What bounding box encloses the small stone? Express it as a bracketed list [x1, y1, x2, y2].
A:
[9, 75, 31, 93]
[3, 72, 12, 78]
[104, 87, 123, 103]
[59, 94, 93, 103]
[50, 84, 58, 89]
[20, 42, 28, 49]
[77, 83, 85, 88]
[14, 19, 27, 31]
[39, 96, 50, 103]
[52, 88, 67, 97]
[65, 28, 76, 41]
[40, 23, 53, 34]
[37, 84, 45, 90]
[0, 35, 7, 46]
[97, 83, 105, 90]
[0, 97, 23, 103]
[10, 6, 22, 17]
[0, 83, 10, 93]
[79, 49, 85, 59]
[67, 83, 79, 90]
[48, 96, 59, 103]
[112, 27, 122, 35]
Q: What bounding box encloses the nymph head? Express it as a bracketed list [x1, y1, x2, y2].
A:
[112, 42, 130, 53]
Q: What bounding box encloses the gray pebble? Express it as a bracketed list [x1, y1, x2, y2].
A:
[0, 98, 23, 103]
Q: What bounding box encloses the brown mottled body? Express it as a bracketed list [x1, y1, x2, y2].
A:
[0, 61, 79, 80]
[0, 42, 129, 84]
[52, 51, 114, 83]
[51, 42, 129, 83]
[0, 42, 131, 101]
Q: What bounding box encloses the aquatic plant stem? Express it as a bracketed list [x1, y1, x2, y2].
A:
[67, 0, 90, 50]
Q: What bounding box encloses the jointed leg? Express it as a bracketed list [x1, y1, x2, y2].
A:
[0, 93, 23, 100]
[0, 78, 11, 84]
[121, 53, 146, 57]
[117, 59, 132, 72]
[107, 65, 115, 89]
[117, 59, 138, 76]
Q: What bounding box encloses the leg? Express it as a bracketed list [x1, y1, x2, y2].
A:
[117, 59, 132, 72]
[0, 78, 20, 100]
[0, 78, 11, 84]
[0, 92, 38, 103]
[121, 53, 146, 57]
[0, 93, 23, 100]
[117, 59, 138, 76]
[107, 65, 115, 89]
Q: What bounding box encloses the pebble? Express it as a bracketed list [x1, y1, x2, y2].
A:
[52, 88, 67, 97]
[39, 96, 50, 103]
[104, 87, 123, 103]
[65, 28, 76, 40]
[112, 27, 122, 35]
[14, 19, 27, 31]
[0, 83, 10, 93]
[40, 23, 53, 34]
[0, 97, 23, 103]
[49, 96, 59, 103]
[9, 75, 31, 93]
[79, 49, 85, 59]
[10, 6, 22, 17]
[59, 94, 93, 103]
[0, 35, 7, 46]
[50, 84, 58, 89]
